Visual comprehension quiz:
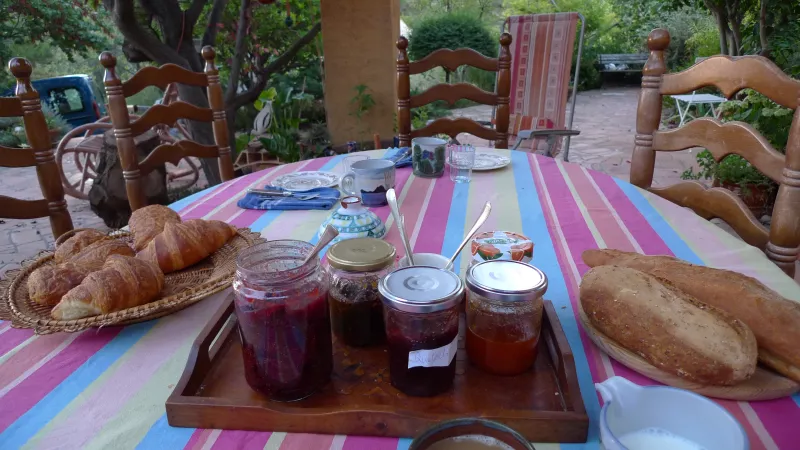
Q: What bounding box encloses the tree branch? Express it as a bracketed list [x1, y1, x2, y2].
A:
[186, 0, 209, 27]
[225, 0, 252, 103]
[202, 0, 229, 47]
[105, 0, 191, 68]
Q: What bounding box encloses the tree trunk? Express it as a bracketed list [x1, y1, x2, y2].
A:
[706, 0, 730, 55]
[759, 0, 770, 56]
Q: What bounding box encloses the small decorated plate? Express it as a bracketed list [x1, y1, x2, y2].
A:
[473, 153, 511, 171]
[273, 171, 339, 192]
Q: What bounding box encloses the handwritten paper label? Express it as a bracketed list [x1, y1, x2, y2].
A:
[407, 336, 458, 369]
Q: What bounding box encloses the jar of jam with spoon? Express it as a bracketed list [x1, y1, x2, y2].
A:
[232, 240, 332, 401]
[379, 266, 464, 397]
[326, 238, 396, 347]
[465, 260, 547, 376]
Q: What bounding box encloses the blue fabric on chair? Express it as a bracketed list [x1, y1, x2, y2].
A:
[383, 147, 412, 168]
[237, 186, 341, 211]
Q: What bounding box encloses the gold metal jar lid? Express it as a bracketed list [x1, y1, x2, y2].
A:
[327, 238, 396, 272]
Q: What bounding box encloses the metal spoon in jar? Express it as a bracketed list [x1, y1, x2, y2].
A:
[301, 224, 339, 266]
[444, 201, 492, 271]
[387, 188, 415, 266]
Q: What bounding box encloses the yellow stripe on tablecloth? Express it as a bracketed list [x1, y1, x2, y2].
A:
[264, 432, 287, 449]
[554, 159, 606, 248]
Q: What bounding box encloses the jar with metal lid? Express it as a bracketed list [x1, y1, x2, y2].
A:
[232, 240, 332, 401]
[465, 260, 547, 376]
[379, 266, 464, 397]
[326, 238, 396, 347]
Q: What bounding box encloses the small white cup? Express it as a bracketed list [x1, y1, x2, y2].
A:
[398, 253, 450, 270]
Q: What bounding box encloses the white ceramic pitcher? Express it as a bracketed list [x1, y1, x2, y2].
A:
[596, 376, 749, 450]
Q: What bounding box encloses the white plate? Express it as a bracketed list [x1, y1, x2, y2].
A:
[472, 153, 511, 171]
[272, 171, 340, 192]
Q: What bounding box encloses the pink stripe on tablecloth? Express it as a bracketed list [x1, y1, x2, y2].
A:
[0, 333, 71, 391]
[34, 301, 213, 449]
[185, 428, 215, 450]
[341, 435, 399, 450]
[178, 169, 272, 218]
[278, 433, 335, 449]
[177, 183, 226, 215]
[413, 176, 456, 254]
[0, 328, 120, 433]
[383, 177, 431, 257]
[716, 400, 767, 450]
[0, 327, 33, 358]
[749, 398, 799, 450]
[211, 430, 272, 450]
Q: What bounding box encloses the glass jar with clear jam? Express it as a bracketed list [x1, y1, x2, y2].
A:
[378, 266, 464, 397]
[232, 240, 332, 402]
[465, 260, 547, 376]
[326, 238, 396, 347]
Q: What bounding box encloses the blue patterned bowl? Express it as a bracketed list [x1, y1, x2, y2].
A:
[318, 196, 386, 244]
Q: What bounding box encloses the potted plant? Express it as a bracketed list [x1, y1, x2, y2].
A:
[0, 103, 69, 148]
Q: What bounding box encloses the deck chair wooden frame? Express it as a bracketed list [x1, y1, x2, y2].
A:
[631, 28, 800, 276]
[0, 58, 73, 239]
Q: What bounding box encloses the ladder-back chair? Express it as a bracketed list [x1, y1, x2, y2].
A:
[0, 58, 73, 239]
[396, 33, 512, 149]
[632, 29, 800, 276]
[100, 46, 234, 211]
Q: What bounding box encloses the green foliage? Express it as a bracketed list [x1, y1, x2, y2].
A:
[408, 13, 497, 63]
[402, 0, 503, 26]
[765, 21, 800, 78]
[350, 84, 376, 121]
[638, 5, 718, 70]
[255, 85, 321, 163]
[0, 103, 69, 147]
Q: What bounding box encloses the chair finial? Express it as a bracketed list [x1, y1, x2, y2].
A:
[201, 46, 216, 62]
[9, 57, 32, 80]
[397, 36, 409, 50]
[648, 29, 670, 51]
[99, 51, 117, 68]
[499, 32, 512, 47]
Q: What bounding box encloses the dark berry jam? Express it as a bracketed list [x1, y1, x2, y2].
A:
[329, 288, 385, 347]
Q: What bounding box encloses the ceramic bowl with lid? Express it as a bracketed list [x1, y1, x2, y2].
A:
[379, 266, 464, 396]
[465, 261, 548, 376]
[318, 196, 386, 244]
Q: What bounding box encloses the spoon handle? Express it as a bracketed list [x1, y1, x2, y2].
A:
[445, 201, 491, 271]
[387, 188, 415, 266]
[302, 224, 339, 266]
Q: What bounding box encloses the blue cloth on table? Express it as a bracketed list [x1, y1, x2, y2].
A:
[383, 147, 412, 168]
[237, 186, 340, 211]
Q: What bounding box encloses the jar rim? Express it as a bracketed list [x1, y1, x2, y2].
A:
[466, 260, 547, 302]
[379, 265, 464, 313]
[327, 238, 396, 272]
[236, 240, 319, 284]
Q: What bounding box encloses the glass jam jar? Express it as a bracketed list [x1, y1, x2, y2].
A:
[465, 260, 547, 376]
[232, 240, 332, 401]
[326, 238, 396, 347]
[378, 266, 464, 397]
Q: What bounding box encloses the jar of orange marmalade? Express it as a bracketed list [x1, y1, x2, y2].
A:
[465, 260, 547, 376]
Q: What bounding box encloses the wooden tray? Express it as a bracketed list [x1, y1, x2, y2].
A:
[578, 302, 800, 401]
[166, 297, 589, 443]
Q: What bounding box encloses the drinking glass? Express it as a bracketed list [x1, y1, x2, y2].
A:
[341, 155, 369, 175]
[448, 144, 475, 183]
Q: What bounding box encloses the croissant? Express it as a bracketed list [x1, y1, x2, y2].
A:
[137, 219, 237, 273]
[51, 255, 164, 320]
[28, 263, 92, 306]
[129, 205, 181, 251]
[54, 229, 108, 263]
[67, 239, 135, 271]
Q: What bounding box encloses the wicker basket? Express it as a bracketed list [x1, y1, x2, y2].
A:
[0, 227, 264, 334]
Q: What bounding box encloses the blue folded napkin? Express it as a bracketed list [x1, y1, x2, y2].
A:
[237, 186, 341, 211]
[384, 147, 412, 168]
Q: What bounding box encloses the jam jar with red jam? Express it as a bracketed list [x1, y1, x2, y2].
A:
[378, 266, 464, 397]
[232, 240, 332, 402]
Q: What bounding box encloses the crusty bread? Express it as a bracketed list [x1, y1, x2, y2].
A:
[580, 265, 758, 386]
[54, 230, 108, 263]
[582, 249, 800, 382]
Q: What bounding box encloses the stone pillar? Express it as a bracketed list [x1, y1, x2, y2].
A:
[321, 0, 400, 146]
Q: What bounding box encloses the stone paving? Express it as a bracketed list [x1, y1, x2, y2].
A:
[0, 86, 712, 279]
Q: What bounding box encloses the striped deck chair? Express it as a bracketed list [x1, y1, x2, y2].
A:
[500, 13, 585, 161]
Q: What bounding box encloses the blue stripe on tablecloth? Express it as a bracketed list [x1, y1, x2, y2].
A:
[0, 322, 155, 449]
[135, 414, 195, 450]
[439, 182, 469, 268]
[396, 437, 412, 450]
[169, 185, 218, 212]
[512, 151, 598, 450]
[613, 180, 704, 265]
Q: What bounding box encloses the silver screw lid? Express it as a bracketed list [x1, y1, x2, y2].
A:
[379, 265, 464, 313]
[465, 260, 547, 302]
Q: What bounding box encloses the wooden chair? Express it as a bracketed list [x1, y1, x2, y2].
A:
[396, 33, 512, 149]
[0, 58, 73, 239]
[99, 46, 235, 211]
[631, 29, 800, 276]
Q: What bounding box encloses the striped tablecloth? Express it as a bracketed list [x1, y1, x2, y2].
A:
[2, 149, 798, 450]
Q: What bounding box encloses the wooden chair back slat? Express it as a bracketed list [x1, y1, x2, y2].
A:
[652, 182, 769, 249]
[121, 64, 209, 98]
[397, 34, 512, 149]
[0, 97, 23, 117]
[0, 58, 73, 238]
[652, 119, 784, 182]
[410, 83, 497, 108]
[631, 28, 800, 276]
[660, 56, 800, 109]
[128, 101, 214, 136]
[0, 145, 37, 167]
[409, 48, 498, 74]
[100, 47, 235, 211]
[139, 140, 220, 176]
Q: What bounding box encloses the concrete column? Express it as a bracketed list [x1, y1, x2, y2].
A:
[321, 0, 400, 146]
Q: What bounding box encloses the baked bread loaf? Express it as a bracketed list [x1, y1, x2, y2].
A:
[67, 239, 134, 271]
[54, 229, 108, 263]
[137, 219, 237, 273]
[51, 255, 164, 320]
[28, 263, 91, 306]
[580, 265, 758, 386]
[583, 249, 800, 382]
[129, 205, 181, 251]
